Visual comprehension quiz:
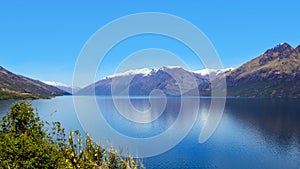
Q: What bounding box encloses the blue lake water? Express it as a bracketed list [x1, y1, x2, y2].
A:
[0, 96, 300, 169]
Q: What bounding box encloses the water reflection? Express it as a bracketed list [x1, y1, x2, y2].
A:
[0, 97, 300, 168]
[225, 98, 300, 146]
[98, 98, 180, 138]
[0, 100, 18, 116]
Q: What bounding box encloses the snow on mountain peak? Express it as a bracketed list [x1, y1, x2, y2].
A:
[107, 68, 152, 78]
[43, 81, 71, 88]
[161, 66, 182, 69]
[43, 81, 81, 94]
[105, 66, 234, 79]
[193, 67, 234, 76]
[107, 66, 189, 79]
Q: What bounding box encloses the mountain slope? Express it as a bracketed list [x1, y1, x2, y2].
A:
[77, 67, 212, 96]
[0, 66, 69, 99]
[225, 43, 300, 98]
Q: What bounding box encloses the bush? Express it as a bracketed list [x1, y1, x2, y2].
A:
[0, 102, 144, 169]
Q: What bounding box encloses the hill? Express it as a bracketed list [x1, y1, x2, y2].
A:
[225, 43, 300, 98]
[0, 66, 69, 99]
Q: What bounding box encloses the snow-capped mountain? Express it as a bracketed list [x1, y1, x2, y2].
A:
[106, 68, 152, 78]
[192, 67, 234, 81]
[43, 81, 81, 94]
[193, 68, 234, 76]
[76, 66, 233, 96]
[106, 66, 233, 80]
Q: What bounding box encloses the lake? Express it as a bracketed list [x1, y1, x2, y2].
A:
[0, 96, 300, 169]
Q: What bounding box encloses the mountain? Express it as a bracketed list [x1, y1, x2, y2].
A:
[225, 43, 300, 98]
[192, 68, 234, 80]
[43, 81, 81, 94]
[296, 45, 300, 53]
[77, 43, 300, 98]
[0, 66, 69, 99]
[77, 66, 213, 96]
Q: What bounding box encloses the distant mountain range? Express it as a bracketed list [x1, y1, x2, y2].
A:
[77, 43, 300, 98]
[43, 81, 81, 94]
[77, 66, 219, 96]
[2, 42, 300, 99]
[76, 66, 233, 96]
[0, 66, 69, 100]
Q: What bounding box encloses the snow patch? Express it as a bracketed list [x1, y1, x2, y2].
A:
[43, 81, 74, 88]
[107, 68, 152, 78]
[105, 66, 234, 79]
[193, 67, 234, 76]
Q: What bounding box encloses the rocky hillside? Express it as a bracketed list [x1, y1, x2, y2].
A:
[0, 66, 69, 99]
[225, 43, 300, 98]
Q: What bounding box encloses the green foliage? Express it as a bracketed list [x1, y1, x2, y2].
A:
[0, 102, 63, 168]
[0, 102, 144, 169]
[61, 131, 143, 169]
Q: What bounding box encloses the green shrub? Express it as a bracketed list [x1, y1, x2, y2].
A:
[0, 102, 144, 169]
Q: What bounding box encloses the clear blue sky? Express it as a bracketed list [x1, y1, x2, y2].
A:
[1, 0, 300, 86]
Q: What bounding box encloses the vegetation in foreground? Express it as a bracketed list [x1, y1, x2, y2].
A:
[0, 102, 144, 169]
